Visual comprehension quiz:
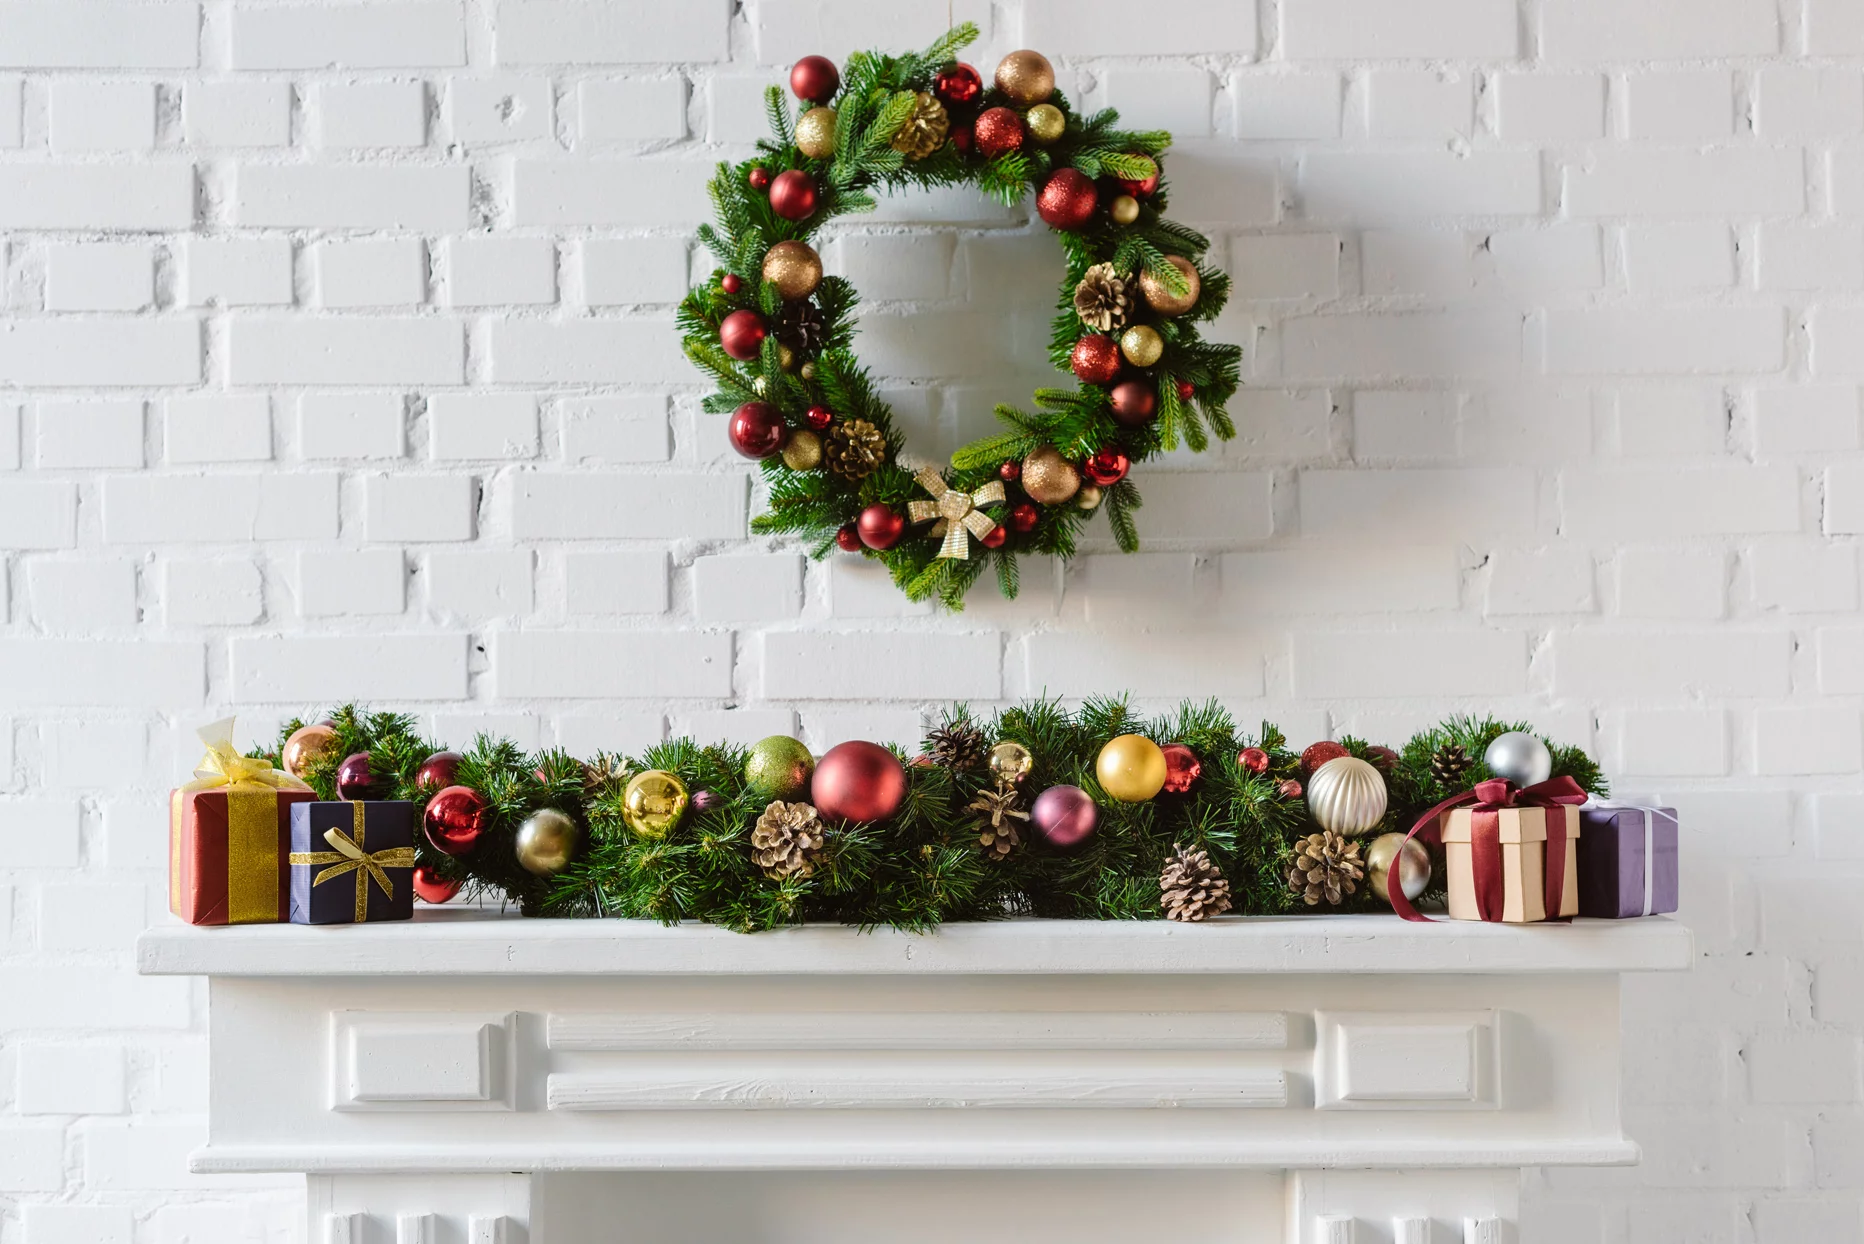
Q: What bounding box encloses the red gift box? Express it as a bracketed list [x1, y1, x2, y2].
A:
[167, 719, 316, 926]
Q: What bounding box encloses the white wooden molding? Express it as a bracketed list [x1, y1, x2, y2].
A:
[329, 1011, 515, 1113]
[547, 1008, 1290, 1051]
[1315, 1011, 1498, 1111]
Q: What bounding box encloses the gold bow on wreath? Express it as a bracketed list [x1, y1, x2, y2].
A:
[288, 807, 415, 922]
[907, 467, 1006, 560]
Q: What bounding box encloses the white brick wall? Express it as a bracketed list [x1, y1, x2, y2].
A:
[0, 1, 1856, 1238]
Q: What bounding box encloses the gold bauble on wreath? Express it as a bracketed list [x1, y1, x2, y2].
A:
[995, 49, 1055, 104]
[1097, 733, 1168, 803]
[781, 428, 823, 471]
[1076, 484, 1102, 510]
[1120, 324, 1164, 367]
[1021, 445, 1080, 505]
[1140, 254, 1201, 317]
[622, 769, 689, 839]
[1025, 102, 1065, 144]
[795, 105, 837, 159]
[514, 808, 581, 877]
[1110, 194, 1140, 225]
[762, 240, 823, 301]
[282, 721, 340, 779]
[988, 740, 1035, 784]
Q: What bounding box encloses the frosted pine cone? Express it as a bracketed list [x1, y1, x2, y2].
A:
[1160, 843, 1232, 922]
[751, 800, 826, 879]
[1073, 262, 1132, 333]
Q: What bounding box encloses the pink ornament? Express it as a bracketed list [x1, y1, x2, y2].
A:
[335, 752, 380, 801]
[1030, 784, 1098, 848]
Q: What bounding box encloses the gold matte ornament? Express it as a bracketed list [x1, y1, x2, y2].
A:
[1096, 733, 1168, 803]
[761, 240, 823, 301]
[781, 427, 823, 470]
[995, 49, 1055, 105]
[1140, 254, 1201, 317]
[1025, 102, 1065, 144]
[1075, 484, 1102, 510]
[1020, 445, 1080, 505]
[622, 769, 689, 839]
[988, 740, 1035, 784]
[1120, 323, 1164, 367]
[795, 105, 837, 158]
[1109, 193, 1140, 225]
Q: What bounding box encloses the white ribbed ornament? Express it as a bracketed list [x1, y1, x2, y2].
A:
[1305, 756, 1388, 836]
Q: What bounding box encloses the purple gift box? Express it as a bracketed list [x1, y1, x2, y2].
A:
[288, 801, 416, 925]
[1577, 803, 1678, 918]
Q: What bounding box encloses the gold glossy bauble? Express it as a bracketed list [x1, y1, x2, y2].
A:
[1110, 193, 1140, 225]
[282, 722, 340, 779]
[781, 428, 823, 471]
[761, 239, 823, 302]
[777, 342, 798, 372]
[1120, 323, 1165, 367]
[795, 105, 838, 159]
[1025, 102, 1065, 144]
[1096, 734, 1168, 803]
[622, 769, 689, 840]
[1021, 445, 1080, 505]
[1366, 831, 1432, 904]
[1306, 755, 1388, 836]
[995, 49, 1055, 105]
[753, 375, 769, 396]
[799, 361, 817, 381]
[1140, 254, 1201, 317]
[988, 740, 1035, 784]
[514, 808, 581, 877]
[1076, 484, 1102, 510]
[746, 734, 815, 801]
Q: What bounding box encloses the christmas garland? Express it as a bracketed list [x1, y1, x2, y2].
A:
[679, 26, 1242, 609]
[264, 703, 1605, 934]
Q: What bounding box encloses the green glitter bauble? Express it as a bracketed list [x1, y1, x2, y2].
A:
[745, 735, 815, 801]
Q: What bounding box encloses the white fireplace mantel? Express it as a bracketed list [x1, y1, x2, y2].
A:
[139, 911, 1691, 1244]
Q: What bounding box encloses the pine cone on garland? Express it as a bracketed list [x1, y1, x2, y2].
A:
[1430, 742, 1473, 789]
[926, 719, 989, 772]
[824, 418, 887, 480]
[1160, 843, 1232, 923]
[775, 300, 826, 354]
[751, 800, 826, 879]
[582, 754, 630, 795]
[889, 91, 950, 161]
[1073, 262, 1132, 333]
[1287, 830, 1365, 907]
[969, 783, 1029, 860]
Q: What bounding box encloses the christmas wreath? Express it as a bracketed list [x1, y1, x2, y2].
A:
[680, 25, 1242, 609]
[266, 703, 1605, 933]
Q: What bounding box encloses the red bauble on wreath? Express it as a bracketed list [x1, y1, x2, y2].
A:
[1119, 166, 1160, 198]
[1160, 743, 1202, 794]
[1301, 741, 1350, 774]
[1084, 447, 1130, 487]
[835, 524, 862, 552]
[979, 524, 1007, 549]
[417, 749, 462, 789]
[719, 309, 767, 360]
[805, 404, 834, 431]
[412, 865, 462, 905]
[424, 784, 488, 855]
[1109, 379, 1157, 425]
[1177, 378, 1196, 401]
[728, 401, 787, 458]
[790, 55, 840, 103]
[1071, 334, 1122, 385]
[768, 169, 818, 220]
[1007, 502, 1039, 533]
[857, 504, 904, 550]
[812, 741, 908, 824]
[999, 460, 1021, 483]
[934, 62, 983, 107]
[720, 273, 743, 295]
[747, 166, 770, 191]
[973, 106, 1024, 158]
[335, 752, 380, 801]
[1036, 168, 1098, 230]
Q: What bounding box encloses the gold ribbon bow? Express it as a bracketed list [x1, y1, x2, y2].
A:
[288, 805, 416, 922]
[906, 467, 1006, 560]
[181, 716, 312, 794]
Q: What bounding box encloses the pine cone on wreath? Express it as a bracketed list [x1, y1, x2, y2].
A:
[1287, 830, 1365, 907]
[1160, 843, 1232, 923]
[890, 91, 951, 161]
[926, 719, 989, 772]
[824, 418, 887, 480]
[1430, 742, 1473, 789]
[775, 300, 827, 354]
[581, 754, 630, 796]
[1073, 262, 1132, 333]
[751, 800, 826, 879]
[969, 783, 1029, 860]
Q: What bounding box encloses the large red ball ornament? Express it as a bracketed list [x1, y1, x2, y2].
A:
[1008, 502, 1039, 533]
[1071, 334, 1122, 384]
[790, 55, 841, 103]
[1118, 166, 1160, 198]
[335, 752, 380, 801]
[1109, 379, 1157, 426]
[812, 741, 908, 824]
[719, 308, 767, 360]
[1031, 784, 1098, 848]
[1037, 167, 1098, 230]
[1160, 743, 1202, 795]
[973, 107, 1024, 158]
[412, 865, 462, 904]
[728, 401, 787, 459]
[934, 62, 983, 107]
[836, 524, 862, 552]
[417, 749, 462, 789]
[857, 503, 905, 550]
[768, 169, 818, 220]
[1083, 447, 1130, 487]
[423, 784, 488, 855]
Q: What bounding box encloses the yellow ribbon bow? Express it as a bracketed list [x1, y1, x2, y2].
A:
[289, 806, 417, 922]
[906, 467, 1007, 560]
[181, 717, 312, 794]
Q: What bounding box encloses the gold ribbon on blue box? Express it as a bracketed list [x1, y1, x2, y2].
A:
[287, 800, 416, 924]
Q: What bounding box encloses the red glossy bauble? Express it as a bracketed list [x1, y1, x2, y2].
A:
[719, 308, 767, 360]
[412, 865, 462, 905]
[1118, 167, 1160, 198]
[417, 749, 462, 789]
[721, 273, 743, 294]
[1160, 743, 1202, 795]
[1176, 378, 1196, 401]
[999, 460, 1021, 483]
[836, 524, 862, 552]
[1109, 379, 1157, 426]
[934, 62, 983, 107]
[1301, 741, 1350, 774]
[748, 166, 770, 191]
[805, 404, 834, 431]
[1238, 746, 1270, 774]
[1008, 502, 1039, 533]
[769, 169, 818, 220]
[423, 784, 488, 855]
[1367, 744, 1400, 772]
[812, 741, 908, 824]
[979, 523, 1007, 549]
[335, 752, 380, 801]
[1070, 334, 1122, 384]
[1279, 778, 1304, 799]
[790, 55, 841, 103]
[857, 503, 905, 550]
[949, 119, 973, 154]
[1036, 167, 1098, 230]
[1083, 447, 1130, 487]
[973, 106, 1024, 158]
[1030, 784, 1098, 848]
[728, 401, 787, 459]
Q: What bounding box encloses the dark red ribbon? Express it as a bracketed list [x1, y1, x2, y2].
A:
[1387, 775, 1587, 923]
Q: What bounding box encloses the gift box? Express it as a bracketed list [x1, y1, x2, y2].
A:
[288, 801, 416, 924]
[1577, 803, 1678, 918]
[169, 719, 316, 926]
[1442, 794, 1581, 924]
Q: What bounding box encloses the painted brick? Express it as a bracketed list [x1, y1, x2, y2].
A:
[693, 553, 803, 623]
[560, 395, 670, 463]
[296, 549, 405, 617]
[0, 3, 199, 68]
[299, 394, 406, 460]
[363, 474, 476, 541]
[1022, 631, 1265, 699]
[490, 319, 690, 383]
[313, 80, 427, 148]
[1822, 629, 1864, 694]
[447, 236, 557, 306]
[1553, 631, 1791, 697]
[16, 1044, 126, 1113]
[429, 394, 538, 460]
[165, 395, 272, 464]
[496, 1, 729, 64]
[1485, 546, 1596, 615]
[509, 473, 742, 538]
[1283, 0, 1517, 59]
[1098, 68, 1214, 138]
[181, 238, 294, 308]
[1353, 391, 1459, 460]
[581, 238, 690, 305]
[563, 551, 668, 615]
[0, 320, 199, 387]
[45, 242, 156, 312]
[1494, 73, 1606, 140]
[1565, 149, 1804, 217]
[313, 238, 427, 308]
[21, 1206, 134, 1244]
[28, 560, 138, 629]
[1365, 71, 1473, 139]
[1028, 0, 1256, 55]
[229, 318, 463, 385]
[1615, 547, 1728, 619]
[1618, 709, 1729, 776]
[426, 549, 533, 619]
[1232, 73, 1343, 140]
[184, 81, 291, 147]
[513, 158, 711, 226]
[102, 474, 339, 543]
[1282, 310, 1522, 379]
[1622, 224, 1737, 293]
[1128, 472, 1274, 541]
[1836, 466, 1864, 535]
[1223, 545, 1459, 616]
[1755, 67, 1864, 137]
[497, 631, 732, 698]
[34, 400, 144, 469]
[1563, 467, 1799, 538]
[747, 0, 991, 65]
[766, 632, 1000, 700]
[1623, 70, 1735, 140]
[0, 641, 204, 707]
[163, 559, 264, 626]
[578, 77, 687, 143]
[231, 3, 465, 69]
[448, 75, 552, 144]
[1302, 468, 1537, 538]
[1292, 630, 1528, 698]
[1302, 152, 1540, 221]
[49, 80, 156, 153]
[234, 165, 471, 230]
[1755, 706, 1862, 775]
[1751, 541, 1860, 613]
[233, 635, 469, 701]
[1757, 224, 1864, 292]
[1544, 308, 1784, 375]
[0, 166, 193, 229]
[1542, 0, 1779, 59]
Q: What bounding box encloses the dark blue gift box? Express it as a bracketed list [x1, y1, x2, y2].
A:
[1576, 803, 1678, 918]
[288, 801, 416, 925]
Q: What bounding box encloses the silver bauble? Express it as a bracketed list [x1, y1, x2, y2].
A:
[1484, 731, 1552, 788]
[1305, 755, 1388, 836]
[1366, 831, 1431, 904]
[514, 807, 581, 877]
